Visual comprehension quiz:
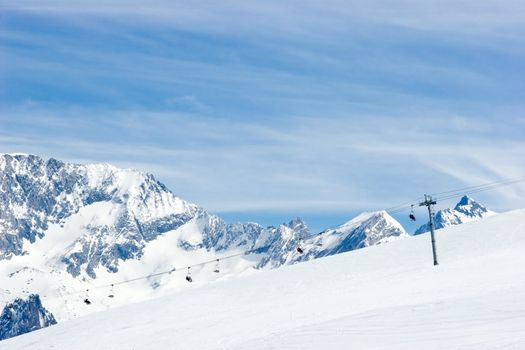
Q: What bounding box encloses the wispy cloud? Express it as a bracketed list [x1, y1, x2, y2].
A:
[2, 107, 524, 216]
[1, 1, 524, 229]
[4, 1, 525, 36]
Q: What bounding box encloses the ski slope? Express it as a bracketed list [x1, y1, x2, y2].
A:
[2, 209, 525, 349]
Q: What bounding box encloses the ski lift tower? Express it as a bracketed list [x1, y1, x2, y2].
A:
[419, 194, 438, 266]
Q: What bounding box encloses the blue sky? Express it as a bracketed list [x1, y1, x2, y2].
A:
[1, 1, 525, 232]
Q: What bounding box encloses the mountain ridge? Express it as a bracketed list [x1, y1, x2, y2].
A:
[0, 153, 407, 328]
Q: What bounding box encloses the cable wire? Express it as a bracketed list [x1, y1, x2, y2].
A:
[386, 175, 525, 216]
[430, 176, 525, 198]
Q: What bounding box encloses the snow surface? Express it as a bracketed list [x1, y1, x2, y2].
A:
[1, 208, 524, 349]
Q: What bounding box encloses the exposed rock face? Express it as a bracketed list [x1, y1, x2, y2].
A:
[0, 294, 56, 341]
[0, 154, 202, 277]
[254, 218, 311, 269]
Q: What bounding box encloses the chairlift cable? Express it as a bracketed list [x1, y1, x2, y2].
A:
[430, 176, 525, 197]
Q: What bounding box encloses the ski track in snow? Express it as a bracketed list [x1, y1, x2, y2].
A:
[1, 209, 525, 349]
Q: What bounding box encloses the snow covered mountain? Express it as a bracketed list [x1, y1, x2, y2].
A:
[414, 195, 496, 235]
[0, 154, 408, 328]
[2, 208, 524, 349]
[0, 154, 266, 275]
[257, 211, 408, 268]
[0, 154, 201, 269]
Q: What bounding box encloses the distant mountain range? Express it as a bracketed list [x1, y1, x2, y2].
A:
[0, 154, 496, 340]
[415, 195, 496, 235]
[0, 154, 409, 278]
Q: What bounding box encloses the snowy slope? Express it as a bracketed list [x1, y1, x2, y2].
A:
[415, 195, 496, 234]
[2, 208, 524, 349]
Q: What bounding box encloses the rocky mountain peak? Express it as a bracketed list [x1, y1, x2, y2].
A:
[415, 196, 495, 235]
[454, 195, 490, 218]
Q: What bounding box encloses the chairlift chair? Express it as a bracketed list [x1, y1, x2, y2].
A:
[409, 205, 416, 221]
[185, 267, 193, 283]
[84, 289, 91, 305]
[214, 259, 220, 273]
[108, 284, 115, 298]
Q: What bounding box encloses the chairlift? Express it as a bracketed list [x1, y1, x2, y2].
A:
[108, 284, 115, 298]
[185, 267, 193, 283]
[214, 259, 220, 273]
[409, 205, 416, 221]
[84, 289, 91, 305]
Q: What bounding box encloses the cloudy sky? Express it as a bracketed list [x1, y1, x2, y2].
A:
[1, 1, 524, 231]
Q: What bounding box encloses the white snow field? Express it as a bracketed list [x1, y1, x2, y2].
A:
[2, 208, 525, 349]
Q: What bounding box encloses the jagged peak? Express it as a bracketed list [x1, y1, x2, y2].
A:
[415, 194, 494, 235]
[343, 210, 393, 226]
[1, 153, 40, 169]
[286, 217, 307, 230]
[1, 153, 146, 176]
[1, 153, 177, 198]
[455, 195, 476, 208]
[453, 195, 491, 217]
[2, 152, 30, 157]
[325, 210, 405, 236]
